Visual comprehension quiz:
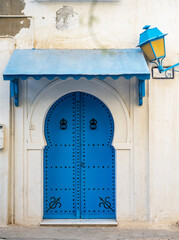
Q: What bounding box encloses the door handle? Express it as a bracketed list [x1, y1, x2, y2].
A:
[89, 118, 97, 130]
[60, 118, 67, 130]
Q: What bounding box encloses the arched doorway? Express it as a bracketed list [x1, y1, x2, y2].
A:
[43, 92, 115, 219]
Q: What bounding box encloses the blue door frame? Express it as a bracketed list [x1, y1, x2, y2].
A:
[44, 92, 115, 219]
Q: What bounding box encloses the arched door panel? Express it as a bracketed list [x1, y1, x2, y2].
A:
[80, 93, 115, 218]
[44, 92, 115, 219]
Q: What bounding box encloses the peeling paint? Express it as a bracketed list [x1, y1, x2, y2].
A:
[0, 0, 30, 36]
[56, 6, 79, 31]
[0, 0, 25, 15]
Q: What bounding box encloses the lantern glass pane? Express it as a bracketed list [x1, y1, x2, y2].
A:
[141, 43, 155, 61]
[151, 38, 165, 59]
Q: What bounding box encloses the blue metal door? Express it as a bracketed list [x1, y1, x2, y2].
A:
[44, 92, 115, 219]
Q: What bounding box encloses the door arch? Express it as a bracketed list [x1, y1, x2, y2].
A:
[43, 91, 115, 219]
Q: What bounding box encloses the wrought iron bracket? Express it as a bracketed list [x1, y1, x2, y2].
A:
[160, 63, 179, 73]
[160, 63, 179, 78]
[152, 67, 174, 79]
[10, 78, 19, 106]
[138, 79, 145, 106]
[152, 59, 179, 78]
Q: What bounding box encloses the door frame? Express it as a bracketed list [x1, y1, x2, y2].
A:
[26, 77, 130, 223]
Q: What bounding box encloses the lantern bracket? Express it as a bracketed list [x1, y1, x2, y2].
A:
[152, 58, 179, 73]
[152, 59, 179, 78]
[160, 63, 179, 73]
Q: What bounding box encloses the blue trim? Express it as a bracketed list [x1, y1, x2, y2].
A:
[150, 41, 157, 61]
[4, 74, 150, 81]
[138, 79, 145, 106]
[10, 78, 19, 106]
[10, 81, 15, 97]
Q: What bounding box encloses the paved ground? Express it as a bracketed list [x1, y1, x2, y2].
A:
[0, 225, 179, 240]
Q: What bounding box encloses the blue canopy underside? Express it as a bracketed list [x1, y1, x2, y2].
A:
[3, 49, 150, 81]
[3, 49, 150, 106]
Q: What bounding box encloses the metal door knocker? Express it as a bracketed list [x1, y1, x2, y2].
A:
[60, 118, 67, 130]
[89, 118, 97, 130]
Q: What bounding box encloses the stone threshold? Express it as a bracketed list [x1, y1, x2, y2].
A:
[40, 219, 118, 226]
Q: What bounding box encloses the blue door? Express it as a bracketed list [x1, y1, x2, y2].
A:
[44, 92, 115, 219]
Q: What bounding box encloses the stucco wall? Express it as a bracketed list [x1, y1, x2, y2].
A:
[0, 0, 179, 225]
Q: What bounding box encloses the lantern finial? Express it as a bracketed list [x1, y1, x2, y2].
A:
[143, 25, 150, 30]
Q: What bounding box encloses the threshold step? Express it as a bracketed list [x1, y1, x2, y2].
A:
[40, 219, 118, 226]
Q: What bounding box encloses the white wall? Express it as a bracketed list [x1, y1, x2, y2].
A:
[0, 40, 13, 225]
[0, 0, 179, 225]
[149, 77, 179, 223]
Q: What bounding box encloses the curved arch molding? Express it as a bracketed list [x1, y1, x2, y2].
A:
[26, 78, 130, 150]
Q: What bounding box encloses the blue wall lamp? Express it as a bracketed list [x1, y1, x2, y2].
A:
[137, 25, 179, 77]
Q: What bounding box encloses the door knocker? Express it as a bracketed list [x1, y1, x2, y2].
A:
[60, 118, 67, 130]
[89, 118, 97, 130]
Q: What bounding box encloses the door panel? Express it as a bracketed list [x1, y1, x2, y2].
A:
[44, 93, 76, 219]
[44, 92, 115, 219]
[80, 93, 115, 219]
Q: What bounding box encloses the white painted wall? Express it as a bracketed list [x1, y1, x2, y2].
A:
[0, 0, 179, 225]
[0, 39, 15, 225]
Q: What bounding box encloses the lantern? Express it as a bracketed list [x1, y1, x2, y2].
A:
[137, 25, 167, 72]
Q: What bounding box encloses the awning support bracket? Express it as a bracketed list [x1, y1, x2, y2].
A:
[9, 77, 147, 107]
[8, 77, 147, 107]
[10, 77, 19, 106]
[138, 79, 145, 106]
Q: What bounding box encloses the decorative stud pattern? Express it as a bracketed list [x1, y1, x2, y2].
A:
[44, 92, 115, 219]
[44, 93, 76, 219]
[75, 92, 81, 218]
[80, 93, 115, 219]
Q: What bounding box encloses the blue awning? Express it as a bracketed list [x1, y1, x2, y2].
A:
[3, 49, 150, 106]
